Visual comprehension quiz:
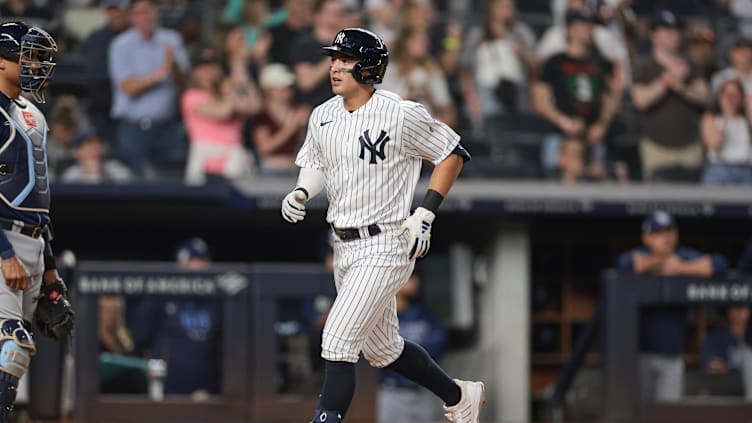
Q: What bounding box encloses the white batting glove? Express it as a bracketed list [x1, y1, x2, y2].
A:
[281, 189, 308, 223]
[396, 207, 436, 260]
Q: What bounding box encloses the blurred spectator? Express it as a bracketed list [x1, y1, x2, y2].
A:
[266, 0, 313, 67]
[223, 0, 277, 65]
[82, 0, 131, 147]
[532, 9, 620, 178]
[108, 0, 191, 179]
[539, 0, 629, 89]
[400, 0, 435, 32]
[59, 127, 134, 184]
[437, 20, 478, 130]
[0, 0, 53, 20]
[617, 210, 728, 402]
[556, 137, 607, 183]
[99, 295, 147, 394]
[700, 79, 752, 185]
[181, 48, 261, 185]
[631, 11, 709, 182]
[729, 0, 752, 40]
[157, 0, 200, 30]
[684, 22, 718, 81]
[252, 63, 309, 176]
[342, 3, 364, 28]
[172, 5, 205, 60]
[46, 95, 84, 178]
[377, 272, 446, 423]
[366, 0, 403, 46]
[466, 0, 536, 117]
[381, 26, 456, 127]
[222, 0, 287, 30]
[701, 305, 750, 374]
[710, 37, 752, 98]
[290, 0, 345, 108]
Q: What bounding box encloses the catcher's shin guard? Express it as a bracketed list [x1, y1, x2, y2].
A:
[311, 409, 342, 423]
[0, 320, 35, 378]
[0, 371, 18, 423]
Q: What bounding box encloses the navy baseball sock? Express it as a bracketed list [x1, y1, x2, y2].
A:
[386, 340, 461, 406]
[316, 360, 356, 418]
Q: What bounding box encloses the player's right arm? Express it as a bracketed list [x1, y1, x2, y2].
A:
[0, 232, 28, 290]
[281, 109, 326, 224]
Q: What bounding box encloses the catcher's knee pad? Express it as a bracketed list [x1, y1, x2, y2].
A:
[0, 320, 35, 379]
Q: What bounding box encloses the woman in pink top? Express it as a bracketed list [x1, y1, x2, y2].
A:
[181, 48, 262, 184]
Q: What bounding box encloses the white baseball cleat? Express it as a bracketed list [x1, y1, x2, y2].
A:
[443, 379, 486, 423]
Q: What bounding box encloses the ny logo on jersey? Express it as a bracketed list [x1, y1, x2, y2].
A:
[358, 129, 390, 164]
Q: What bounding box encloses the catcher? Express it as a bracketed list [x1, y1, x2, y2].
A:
[0, 22, 74, 422]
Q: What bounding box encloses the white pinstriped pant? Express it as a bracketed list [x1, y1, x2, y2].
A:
[322, 223, 414, 367]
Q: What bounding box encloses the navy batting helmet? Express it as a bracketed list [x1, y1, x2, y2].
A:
[0, 22, 57, 103]
[321, 28, 388, 85]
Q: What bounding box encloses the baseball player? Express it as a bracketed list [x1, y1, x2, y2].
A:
[0, 22, 74, 422]
[281, 28, 485, 423]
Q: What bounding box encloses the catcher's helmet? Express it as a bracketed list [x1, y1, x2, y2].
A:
[321, 28, 388, 84]
[0, 22, 57, 103]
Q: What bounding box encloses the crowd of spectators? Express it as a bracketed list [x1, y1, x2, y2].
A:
[10, 0, 752, 185]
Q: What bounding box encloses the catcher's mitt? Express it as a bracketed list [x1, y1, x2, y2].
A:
[33, 279, 74, 340]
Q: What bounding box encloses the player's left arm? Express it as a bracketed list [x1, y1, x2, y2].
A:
[399, 102, 470, 259]
[397, 152, 465, 260]
[41, 239, 59, 284]
[426, 152, 465, 199]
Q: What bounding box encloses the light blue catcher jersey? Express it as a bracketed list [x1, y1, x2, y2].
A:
[0, 94, 51, 225]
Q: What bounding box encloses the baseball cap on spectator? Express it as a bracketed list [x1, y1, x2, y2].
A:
[259, 63, 295, 89]
[191, 47, 220, 67]
[642, 210, 676, 233]
[731, 36, 752, 50]
[565, 9, 596, 26]
[72, 127, 99, 148]
[687, 25, 715, 45]
[650, 10, 680, 31]
[101, 0, 130, 8]
[175, 237, 211, 263]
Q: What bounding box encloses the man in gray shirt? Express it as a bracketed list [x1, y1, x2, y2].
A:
[108, 0, 190, 178]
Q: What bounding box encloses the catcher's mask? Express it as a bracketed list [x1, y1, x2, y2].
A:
[0, 22, 57, 103]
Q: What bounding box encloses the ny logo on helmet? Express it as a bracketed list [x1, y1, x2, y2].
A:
[335, 31, 345, 44]
[359, 129, 390, 164]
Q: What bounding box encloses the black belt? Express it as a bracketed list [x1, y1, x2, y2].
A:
[332, 224, 381, 241]
[0, 218, 48, 238]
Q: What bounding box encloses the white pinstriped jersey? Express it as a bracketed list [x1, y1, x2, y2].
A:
[295, 89, 460, 228]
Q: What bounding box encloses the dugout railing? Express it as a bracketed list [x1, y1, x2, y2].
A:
[549, 271, 752, 423]
[69, 261, 376, 423]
